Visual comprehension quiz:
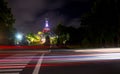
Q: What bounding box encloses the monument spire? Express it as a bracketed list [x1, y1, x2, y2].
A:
[45, 18, 48, 27]
[42, 18, 50, 33]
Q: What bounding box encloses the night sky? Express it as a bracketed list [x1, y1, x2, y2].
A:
[7, 0, 91, 34]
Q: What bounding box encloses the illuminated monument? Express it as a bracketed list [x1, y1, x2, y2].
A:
[41, 18, 58, 45]
[42, 18, 50, 45]
[26, 18, 58, 45]
[42, 18, 50, 33]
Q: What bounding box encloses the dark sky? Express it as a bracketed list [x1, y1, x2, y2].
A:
[7, 0, 91, 34]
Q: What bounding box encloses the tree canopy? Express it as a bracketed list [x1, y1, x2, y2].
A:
[54, 0, 120, 48]
[0, 0, 15, 45]
[80, 0, 120, 47]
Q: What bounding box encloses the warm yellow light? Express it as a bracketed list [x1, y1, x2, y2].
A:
[38, 31, 43, 35]
[41, 38, 46, 44]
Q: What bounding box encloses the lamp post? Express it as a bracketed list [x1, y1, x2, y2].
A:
[15, 33, 23, 45]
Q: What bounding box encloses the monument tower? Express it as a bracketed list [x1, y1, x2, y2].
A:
[42, 18, 50, 33]
[42, 18, 50, 45]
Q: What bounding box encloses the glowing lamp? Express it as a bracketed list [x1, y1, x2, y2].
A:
[15, 33, 23, 41]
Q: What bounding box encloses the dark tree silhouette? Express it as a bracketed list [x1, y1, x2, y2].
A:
[0, 0, 15, 45]
[80, 0, 119, 47]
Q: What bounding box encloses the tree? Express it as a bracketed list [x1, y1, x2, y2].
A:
[0, 0, 15, 45]
[26, 33, 41, 45]
[80, 0, 119, 46]
[54, 24, 67, 35]
[54, 24, 70, 45]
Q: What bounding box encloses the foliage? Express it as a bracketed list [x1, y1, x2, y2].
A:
[53, 0, 120, 47]
[50, 36, 58, 45]
[26, 33, 41, 45]
[0, 0, 15, 45]
[54, 24, 71, 45]
[80, 0, 119, 46]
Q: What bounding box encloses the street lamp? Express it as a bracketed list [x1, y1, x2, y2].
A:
[16, 33, 23, 41]
[15, 33, 23, 45]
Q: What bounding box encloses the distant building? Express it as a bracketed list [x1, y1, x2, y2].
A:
[42, 18, 50, 33]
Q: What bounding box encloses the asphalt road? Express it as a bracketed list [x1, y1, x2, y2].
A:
[0, 48, 120, 74]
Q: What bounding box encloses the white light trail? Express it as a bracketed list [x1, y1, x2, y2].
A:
[0, 69, 23, 72]
[42, 52, 120, 64]
[0, 72, 20, 74]
[74, 48, 120, 53]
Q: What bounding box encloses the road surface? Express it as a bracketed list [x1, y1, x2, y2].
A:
[0, 48, 120, 74]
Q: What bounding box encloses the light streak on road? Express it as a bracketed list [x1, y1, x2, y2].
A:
[42, 53, 120, 64]
[74, 48, 120, 53]
[0, 72, 20, 74]
[1, 48, 120, 70]
[0, 65, 25, 69]
[0, 64, 27, 66]
[0, 53, 36, 69]
[0, 69, 23, 72]
[0, 50, 49, 54]
[0, 59, 34, 63]
[39, 48, 120, 66]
